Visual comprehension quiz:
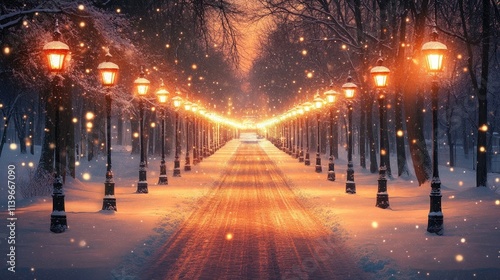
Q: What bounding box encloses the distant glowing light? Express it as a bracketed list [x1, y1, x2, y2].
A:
[82, 173, 91, 180]
[495, 200, 499, 206]
[23, 20, 28, 26]
[86, 122, 93, 129]
[165, 44, 170, 48]
[479, 146, 486, 152]
[460, 238, 466, 243]
[86, 112, 94, 120]
[150, 122, 156, 128]
[301, 50, 307, 55]
[496, 178, 499, 183]
[9, 143, 17, 150]
[457, 54, 462, 59]
[380, 149, 386, 156]
[455, 254, 464, 262]
[192, 64, 197, 70]
[299, 37, 304, 42]
[371, 221, 379, 229]
[458, 181, 463, 186]
[28, 162, 34, 167]
[72, 118, 78, 123]
[79, 21, 86, 28]
[306, 72, 313, 78]
[4, 47, 11, 55]
[78, 4, 85, 10]
[450, 167, 454, 172]
[480, 124, 488, 132]
[341, 44, 347, 50]
[116, 8, 121, 13]
[75, 161, 80, 167]
[133, 132, 139, 138]
[397, 130, 404, 137]
[225, 233, 233, 240]
[79, 240, 87, 247]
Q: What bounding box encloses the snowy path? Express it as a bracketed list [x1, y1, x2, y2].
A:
[142, 142, 365, 280]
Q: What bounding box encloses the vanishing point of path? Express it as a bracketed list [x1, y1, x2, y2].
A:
[143, 141, 365, 280]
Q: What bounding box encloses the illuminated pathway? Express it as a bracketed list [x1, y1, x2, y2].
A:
[143, 140, 365, 280]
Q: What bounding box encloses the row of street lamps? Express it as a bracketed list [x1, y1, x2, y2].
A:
[42, 19, 445, 235]
[259, 30, 447, 235]
[42, 20, 239, 233]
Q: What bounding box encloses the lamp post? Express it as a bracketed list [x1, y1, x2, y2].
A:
[156, 79, 169, 185]
[314, 93, 324, 173]
[422, 29, 447, 235]
[183, 101, 192, 171]
[44, 19, 70, 233]
[191, 103, 199, 165]
[97, 48, 119, 210]
[324, 85, 339, 181]
[371, 58, 390, 209]
[134, 67, 150, 193]
[172, 95, 182, 177]
[342, 76, 357, 194]
[198, 107, 206, 162]
[303, 102, 312, 166]
[297, 105, 305, 162]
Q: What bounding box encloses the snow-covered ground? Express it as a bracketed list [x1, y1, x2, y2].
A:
[0, 137, 499, 279]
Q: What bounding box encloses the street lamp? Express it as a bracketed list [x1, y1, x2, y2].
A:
[371, 58, 390, 209]
[314, 93, 324, 173]
[342, 76, 357, 194]
[191, 103, 199, 165]
[134, 67, 150, 193]
[183, 101, 192, 171]
[324, 85, 339, 181]
[198, 107, 206, 162]
[44, 19, 70, 233]
[97, 48, 119, 211]
[172, 95, 182, 177]
[297, 105, 305, 162]
[156, 79, 169, 185]
[422, 29, 447, 235]
[303, 102, 312, 166]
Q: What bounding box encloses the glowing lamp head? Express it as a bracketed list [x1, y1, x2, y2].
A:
[43, 20, 70, 73]
[97, 50, 119, 87]
[43, 41, 70, 73]
[183, 101, 192, 111]
[191, 103, 198, 112]
[303, 102, 312, 112]
[323, 86, 339, 104]
[422, 29, 447, 73]
[134, 67, 150, 96]
[156, 78, 169, 104]
[342, 76, 357, 99]
[297, 105, 304, 115]
[172, 96, 182, 108]
[313, 93, 324, 109]
[370, 58, 390, 88]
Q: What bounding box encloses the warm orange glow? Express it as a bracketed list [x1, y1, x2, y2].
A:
[134, 77, 150, 96]
[172, 96, 182, 108]
[156, 79, 169, 104]
[43, 41, 70, 72]
[97, 60, 119, 87]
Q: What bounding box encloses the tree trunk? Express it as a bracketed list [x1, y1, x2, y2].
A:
[476, 0, 490, 187]
[393, 0, 410, 177]
[36, 84, 55, 177]
[117, 112, 123, 146]
[403, 0, 432, 185]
